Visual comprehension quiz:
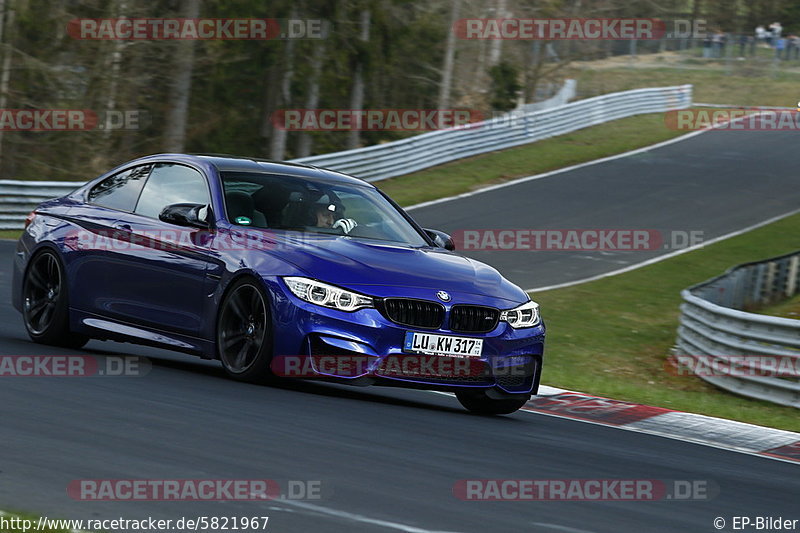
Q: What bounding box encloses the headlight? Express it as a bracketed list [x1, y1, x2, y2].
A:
[499, 300, 540, 328]
[283, 277, 373, 312]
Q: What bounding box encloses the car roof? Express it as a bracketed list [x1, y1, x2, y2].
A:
[135, 153, 373, 188]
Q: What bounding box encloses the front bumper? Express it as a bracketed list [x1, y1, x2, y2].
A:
[266, 278, 545, 394]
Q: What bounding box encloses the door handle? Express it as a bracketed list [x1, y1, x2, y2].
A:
[113, 222, 132, 231]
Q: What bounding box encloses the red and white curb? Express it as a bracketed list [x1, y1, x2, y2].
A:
[523, 385, 800, 464]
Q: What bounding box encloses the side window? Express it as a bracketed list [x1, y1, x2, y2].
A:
[134, 163, 210, 219]
[87, 165, 152, 211]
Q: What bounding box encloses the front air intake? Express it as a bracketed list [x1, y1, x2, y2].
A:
[379, 298, 445, 329]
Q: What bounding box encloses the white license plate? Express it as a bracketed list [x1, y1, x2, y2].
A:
[403, 332, 483, 358]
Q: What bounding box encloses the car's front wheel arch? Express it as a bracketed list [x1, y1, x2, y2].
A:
[214, 273, 277, 383]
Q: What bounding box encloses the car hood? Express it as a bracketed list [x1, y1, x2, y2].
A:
[255, 232, 527, 303]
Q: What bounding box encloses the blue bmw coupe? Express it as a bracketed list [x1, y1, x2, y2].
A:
[12, 154, 545, 414]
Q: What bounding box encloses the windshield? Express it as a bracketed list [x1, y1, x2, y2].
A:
[220, 171, 429, 247]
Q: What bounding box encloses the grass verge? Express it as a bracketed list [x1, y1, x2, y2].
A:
[759, 293, 800, 320]
[566, 64, 800, 106]
[532, 212, 800, 432]
[0, 230, 22, 240]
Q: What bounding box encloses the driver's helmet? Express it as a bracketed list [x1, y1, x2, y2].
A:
[311, 192, 344, 223]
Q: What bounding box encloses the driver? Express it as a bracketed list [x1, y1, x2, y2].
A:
[313, 194, 357, 234]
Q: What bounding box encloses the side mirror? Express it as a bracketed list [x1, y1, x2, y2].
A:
[159, 203, 212, 229]
[424, 228, 456, 251]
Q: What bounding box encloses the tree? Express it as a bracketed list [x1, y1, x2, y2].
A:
[163, 0, 201, 152]
[437, 0, 460, 110]
[347, 6, 371, 150]
[269, 6, 298, 160]
[0, 0, 16, 168]
[488, 61, 520, 111]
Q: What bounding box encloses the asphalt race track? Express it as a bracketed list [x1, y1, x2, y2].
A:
[2, 128, 800, 533]
[411, 128, 800, 290]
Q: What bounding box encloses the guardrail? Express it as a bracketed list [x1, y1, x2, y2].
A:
[0, 181, 85, 230]
[517, 79, 577, 113]
[293, 84, 692, 181]
[675, 251, 800, 408]
[0, 84, 693, 230]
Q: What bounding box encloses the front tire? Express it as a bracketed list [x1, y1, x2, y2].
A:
[217, 277, 274, 383]
[22, 249, 88, 349]
[456, 390, 530, 415]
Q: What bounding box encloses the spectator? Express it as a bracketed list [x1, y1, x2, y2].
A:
[769, 22, 782, 46]
[787, 34, 800, 59]
[784, 35, 794, 59]
[702, 32, 713, 58]
[712, 31, 724, 58]
[755, 24, 766, 44]
[739, 34, 755, 57]
[775, 36, 785, 59]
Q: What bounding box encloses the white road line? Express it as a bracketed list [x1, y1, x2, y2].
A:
[276, 499, 465, 533]
[530, 523, 599, 533]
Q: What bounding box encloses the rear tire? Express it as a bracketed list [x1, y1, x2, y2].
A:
[217, 277, 275, 383]
[22, 249, 89, 349]
[456, 390, 530, 415]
